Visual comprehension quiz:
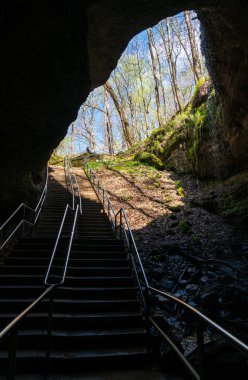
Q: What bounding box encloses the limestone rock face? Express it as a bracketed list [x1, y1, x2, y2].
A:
[198, 1, 248, 173]
[0, 0, 247, 210]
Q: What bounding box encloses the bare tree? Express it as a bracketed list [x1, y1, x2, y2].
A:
[70, 122, 75, 156]
[104, 87, 114, 154]
[158, 19, 182, 113]
[147, 28, 163, 128]
[184, 11, 203, 82]
[104, 81, 135, 147]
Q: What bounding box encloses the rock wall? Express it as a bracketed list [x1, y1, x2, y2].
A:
[0, 0, 247, 210]
[198, 1, 248, 172]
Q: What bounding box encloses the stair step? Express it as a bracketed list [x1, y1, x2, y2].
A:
[8, 251, 127, 259]
[0, 275, 134, 286]
[4, 328, 147, 350]
[0, 266, 132, 276]
[16, 238, 123, 245]
[0, 298, 140, 313]
[5, 257, 129, 267]
[0, 347, 149, 372]
[0, 311, 144, 330]
[0, 286, 137, 299]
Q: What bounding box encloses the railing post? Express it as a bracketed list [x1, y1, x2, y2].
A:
[128, 228, 132, 250]
[197, 319, 206, 380]
[22, 206, 26, 237]
[103, 188, 105, 211]
[7, 326, 18, 380]
[114, 214, 117, 237]
[46, 293, 53, 374]
[119, 210, 122, 240]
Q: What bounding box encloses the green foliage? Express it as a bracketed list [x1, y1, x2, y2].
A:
[49, 153, 64, 165]
[134, 152, 164, 170]
[106, 159, 141, 172]
[120, 193, 133, 202]
[177, 186, 186, 197]
[178, 219, 191, 233]
[87, 160, 106, 170]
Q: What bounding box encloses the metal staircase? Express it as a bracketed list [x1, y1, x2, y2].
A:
[0, 160, 149, 379]
[0, 157, 247, 379]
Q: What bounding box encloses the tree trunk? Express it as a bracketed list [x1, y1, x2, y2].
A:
[70, 122, 75, 156]
[184, 11, 203, 82]
[149, 30, 167, 123]
[104, 81, 135, 147]
[134, 36, 149, 136]
[147, 28, 163, 128]
[163, 19, 182, 112]
[104, 87, 114, 154]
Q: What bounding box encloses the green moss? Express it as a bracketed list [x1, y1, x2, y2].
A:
[134, 152, 164, 170]
[193, 77, 207, 97]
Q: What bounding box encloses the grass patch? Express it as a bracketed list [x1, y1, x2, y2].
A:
[134, 152, 164, 170]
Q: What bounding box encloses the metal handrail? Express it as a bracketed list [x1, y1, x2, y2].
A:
[45, 204, 79, 285]
[84, 159, 248, 380]
[0, 199, 79, 379]
[65, 157, 82, 214]
[88, 168, 116, 229]
[0, 166, 80, 379]
[0, 166, 49, 250]
[0, 285, 55, 340]
[148, 286, 248, 357]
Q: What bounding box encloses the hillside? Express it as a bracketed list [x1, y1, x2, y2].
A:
[85, 154, 248, 345]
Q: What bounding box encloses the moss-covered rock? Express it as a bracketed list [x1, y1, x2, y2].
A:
[133, 79, 233, 179]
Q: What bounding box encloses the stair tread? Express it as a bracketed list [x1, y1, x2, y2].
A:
[0, 346, 148, 358]
[0, 311, 142, 318]
[0, 298, 138, 303]
[0, 286, 135, 290]
[17, 327, 146, 336]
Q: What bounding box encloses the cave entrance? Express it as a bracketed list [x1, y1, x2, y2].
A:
[53, 11, 207, 158]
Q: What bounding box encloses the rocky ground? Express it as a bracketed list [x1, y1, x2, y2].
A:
[92, 159, 248, 370]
